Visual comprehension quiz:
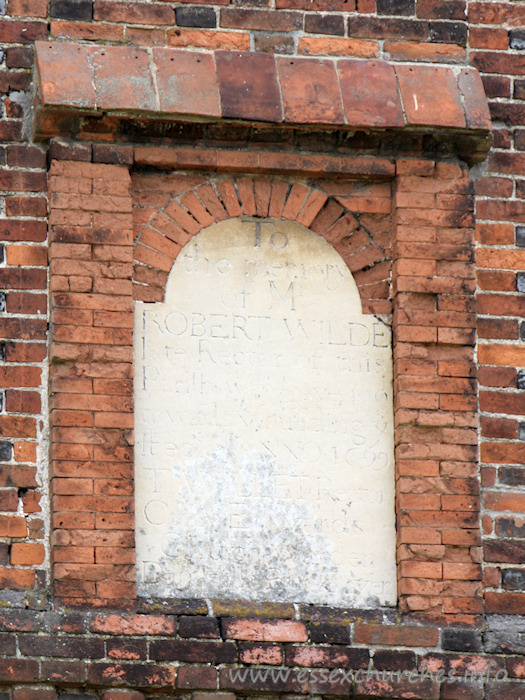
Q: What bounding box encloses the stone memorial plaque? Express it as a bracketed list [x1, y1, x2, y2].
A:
[134, 217, 397, 607]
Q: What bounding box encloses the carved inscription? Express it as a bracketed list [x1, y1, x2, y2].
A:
[134, 218, 396, 606]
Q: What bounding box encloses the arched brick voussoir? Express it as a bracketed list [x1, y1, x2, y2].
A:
[132, 176, 392, 310]
[133, 195, 207, 301]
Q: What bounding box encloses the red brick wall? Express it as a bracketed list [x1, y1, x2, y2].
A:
[0, 0, 524, 697]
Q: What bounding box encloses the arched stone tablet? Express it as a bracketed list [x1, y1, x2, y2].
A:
[134, 217, 396, 607]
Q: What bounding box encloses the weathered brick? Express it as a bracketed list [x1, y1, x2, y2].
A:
[417, 0, 465, 20]
[101, 692, 145, 700]
[239, 643, 283, 665]
[150, 640, 237, 664]
[219, 666, 307, 693]
[0, 659, 39, 682]
[348, 15, 426, 39]
[50, 0, 92, 20]
[95, 1, 174, 25]
[179, 616, 220, 639]
[87, 663, 175, 688]
[222, 619, 308, 642]
[510, 29, 525, 51]
[9, 0, 48, 17]
[502, 569, 525, 591]
[167, 28, 250, 50]
[285, 645, 369, 668]
[12, 689, 57, 700]
[377, 0, 415, 14]
[177, 666, 217, 690]
[354, 624, 439, 646]
[276, 0, 354, 7]
[0, 20, 46, 42]
[310, 621, 350, 644]
[305, 13, 345, 35]
[90, 614, 175, 636]
[220, 8, 302, 31]
[176, 6, 216, 28]
[10, 542, 45, 565]
[485, 540, 525, 564]
[254, 32, 294, 54]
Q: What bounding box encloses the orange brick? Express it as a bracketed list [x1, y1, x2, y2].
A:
[222, 619, 307, 642]
[54, 546, 95, 563]
[236, 179, 257, 216]
[0, 515, 27, 537]
[297, 190, 329, 227]
[53, 495, 132, 514]
[53, 477, 94, 495]
[470, 26, 508, 50]
[398, 579, 443, 596]
[282, 183, 309, 220]
[216, 180, 242, 218]
[10, 542, 45, 565]
[397, 494, 441, 511]
[385, 41, 465, 62]
[54, 562, 133, 582]
[90, 613, 175, 635]
[167, 29, 250, 50]
[484, 566, 500, 588]
[252, 179, 272, 218]
[399, 561, 443, 579]
[22, 491, 41, 513]
[298, 36, 379, 57]
[96, 513, 134, 530]
[196, 184, 228, 222]
[54, 579, 96, 598]
[264, 180, 287, 218]
[441, 495, 479, 511]
[149, 212, 193, 249]
[13, 442, 37, 463]
[442, 597, 483, 615]
[163, 200, 201, 235]
[398, 543, 446, 561]
[483, 492, 525, 511]
[9, 0, 48, 17]
[51, 20, 124, 42]
[179, 192, 214, 228]
[0, 568, 35, 589]
[97, 580, 136, 599]
[95, 547, 135, 564]
[443, 562, 482, 580]
[5, 245, 47, 266]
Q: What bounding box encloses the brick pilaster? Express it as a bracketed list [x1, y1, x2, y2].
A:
[48, 160, 135, 601]
[392, 159, 481, 616]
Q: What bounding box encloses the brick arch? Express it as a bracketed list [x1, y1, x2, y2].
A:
[132, 176, 392, 315]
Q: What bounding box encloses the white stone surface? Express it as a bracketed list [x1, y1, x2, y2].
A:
[134, 218, 397, 607]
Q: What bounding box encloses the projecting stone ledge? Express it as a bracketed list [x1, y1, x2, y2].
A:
[34, 42, 492, 160]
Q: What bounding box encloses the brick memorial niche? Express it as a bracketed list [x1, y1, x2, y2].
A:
[134, 217, 396, 606]
[46, 161, 484, 617]
[8, 38, 504, 700]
